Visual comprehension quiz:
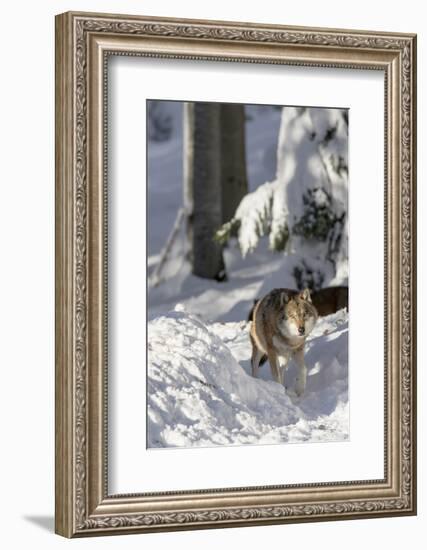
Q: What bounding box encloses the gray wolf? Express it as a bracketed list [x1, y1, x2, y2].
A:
[248, 285, 348, 321]
[250, 288, 318, 396]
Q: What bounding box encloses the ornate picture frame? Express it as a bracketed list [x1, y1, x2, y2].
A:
[55, 11, 417, 537]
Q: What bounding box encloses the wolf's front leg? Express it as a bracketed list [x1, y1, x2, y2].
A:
[267, 349, 281, 384]
[294, 347, 307, 397]
[277, 353, 290, 388]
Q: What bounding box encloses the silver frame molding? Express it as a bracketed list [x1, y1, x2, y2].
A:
[55, 11, 417, 538]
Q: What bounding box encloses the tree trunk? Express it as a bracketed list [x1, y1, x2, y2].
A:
[220, 104, 248, 224]
[183, 102, 226, 281]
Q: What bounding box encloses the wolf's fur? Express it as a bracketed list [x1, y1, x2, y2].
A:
[248, 286, 348, 321]
[250, 288, 318, 396]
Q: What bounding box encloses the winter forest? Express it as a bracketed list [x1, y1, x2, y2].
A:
[147, 100, 349, 449]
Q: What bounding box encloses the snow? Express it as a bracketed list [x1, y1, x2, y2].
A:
[146, 101, 349, 449]
[147, 307, 348, 448]
[234, 180, 277, 256]
[227, 106, 348, 289]
[147, 101, 185, 256]
[149, 238, 280, 322]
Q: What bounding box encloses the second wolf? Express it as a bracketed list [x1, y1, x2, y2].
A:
[250, 288, 318, 396]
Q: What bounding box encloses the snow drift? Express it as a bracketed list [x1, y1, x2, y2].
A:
[147, 307, 349, 448]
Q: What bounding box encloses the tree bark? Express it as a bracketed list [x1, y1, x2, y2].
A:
[220, 104, 248, 224]
[183, 102, 226, 281]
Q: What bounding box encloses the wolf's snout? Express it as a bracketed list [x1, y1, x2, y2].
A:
[298, 326, 305, 335]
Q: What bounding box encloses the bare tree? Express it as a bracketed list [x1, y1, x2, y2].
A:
[220, 104, 248, 224]
[183, 102, 226, 281]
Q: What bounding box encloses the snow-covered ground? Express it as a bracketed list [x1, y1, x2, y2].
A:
[148, 307, 348, 448]
[146, 101, 349, 449]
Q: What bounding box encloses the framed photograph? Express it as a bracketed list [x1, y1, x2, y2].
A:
[55, 11, 417, 537]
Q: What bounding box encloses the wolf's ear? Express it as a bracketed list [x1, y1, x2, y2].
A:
[300, 288, 312, 302]
[280, 291, 289, 307]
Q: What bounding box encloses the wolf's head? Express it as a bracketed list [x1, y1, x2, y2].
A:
[279, 289, 318, 339]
